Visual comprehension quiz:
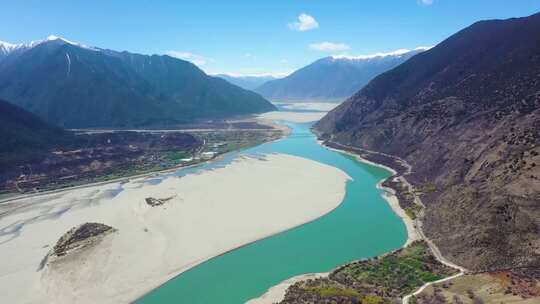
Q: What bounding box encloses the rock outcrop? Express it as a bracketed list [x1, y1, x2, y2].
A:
[145, 195, 176, 207]
[52, 222, 116, 257]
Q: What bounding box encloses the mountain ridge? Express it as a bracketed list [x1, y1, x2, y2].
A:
[315, 12, 540, 272]
[255, 48, 428, 101]
[0, 36, 275, 128]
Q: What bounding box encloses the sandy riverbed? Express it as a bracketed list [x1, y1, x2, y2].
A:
[258, 110, 328, 123]
[274, 102, 340, 112]
[0, 153, 349, 304]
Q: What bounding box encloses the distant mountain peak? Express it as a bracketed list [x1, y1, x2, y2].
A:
[0, 39, 275, 128]
[331, 46, 432, 61]
[0, 35, 99, 57]
[43, 35, 99, 51]
[255, 47, 428, 100]
[0, 40, 28, 55]
[0, 40, 17, 49]
[45, 35, 75, 45]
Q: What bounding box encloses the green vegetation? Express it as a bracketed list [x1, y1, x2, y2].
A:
[162, 151, 191, 162]
[286, 279, 390, 304]
[198, 129, 282, 154]
[336, 242, 448, 297]
[282, 241, 458, 304]
[404, 204, 423, 220]
[413, 181, 437, 194]
[2, 126, 284, 196]
[303, 285, 387, 304]
[22, 162, 168, 194]
[421, 183, 437, 193]
[402, 190, 415, 200]
[305, 284, 361, 298]
[405, 207, 417, 220]
[362, 294, 386, 304]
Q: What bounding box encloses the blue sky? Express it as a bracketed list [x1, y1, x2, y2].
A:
[2, 1, 539, 76]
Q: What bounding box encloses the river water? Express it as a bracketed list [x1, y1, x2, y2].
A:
[137, 119, 407, 303]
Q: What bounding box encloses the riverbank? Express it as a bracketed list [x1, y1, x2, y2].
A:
[0, 153, 349, 304]
[246, 272, 330, 304]
[331, 146, 540, 303]
[1, 118, 284, 203]
[277, 241, 460, 304]
[322, 144, 420, 247]
[247, 140, 464, 304]
[322, 141, 468, 303]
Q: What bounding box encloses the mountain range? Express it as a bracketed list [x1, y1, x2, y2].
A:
[215, 74, 277, 90]
[255, 48, 428, 101]
[316, 12, 540, 272]
[0, 36, 275, 128]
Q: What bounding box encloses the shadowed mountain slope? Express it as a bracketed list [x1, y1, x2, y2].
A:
[316, 13, 540, 271]
[0, 37, 275, 128]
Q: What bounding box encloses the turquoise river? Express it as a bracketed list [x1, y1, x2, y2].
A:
[137, 121, 407, 303]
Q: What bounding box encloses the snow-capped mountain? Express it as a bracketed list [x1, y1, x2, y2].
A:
[0, 40, 29, 59]
[0, 35, 275, 128]
[255, 47, 430, 101]
[0, 41, 20, 54]
[0, 35, 99, 61]
[330, 46, 430, 61]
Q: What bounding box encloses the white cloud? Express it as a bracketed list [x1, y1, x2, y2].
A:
[165, 51, 210, 66]
[309, 42, 350, 52]
[417, 0, 434, 5]
[288, 13, 319, 31]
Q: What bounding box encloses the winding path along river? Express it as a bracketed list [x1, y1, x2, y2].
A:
[137, 119, 408, 303]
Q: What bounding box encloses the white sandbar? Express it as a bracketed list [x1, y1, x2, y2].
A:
[0, 153, 349, 304]
[258, 111, 327, 123]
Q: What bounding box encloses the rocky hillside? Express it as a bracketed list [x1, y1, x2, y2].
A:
[315, 13, 540, 272]
[255, 48, 427, 101]
[0, 36, 275, 128]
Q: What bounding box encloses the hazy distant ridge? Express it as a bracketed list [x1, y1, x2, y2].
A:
[255, 48, 427, 101]
[216, 74, 277, 90]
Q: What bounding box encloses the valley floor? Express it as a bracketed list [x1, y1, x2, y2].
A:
[0, 153, 349, 304]
[0, 118, 283, 201]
